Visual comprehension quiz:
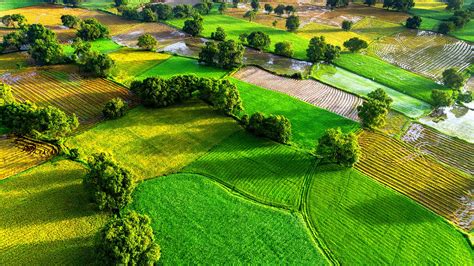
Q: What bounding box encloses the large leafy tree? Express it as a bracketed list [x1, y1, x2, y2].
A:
[211, 27, 226, 41]
[137, 34, 158, 51]
[246, 31, 271, 50]
[244, 112, 292, 144]
[244, 10, 257, 22]
[285, 15, 300, 31]
[274, 41, 293, 57]
[343, 37, 368, 53]
[183, 15, 203, 36]
[406, 16, 422, 29]
[199, 41, 218, 65]
[29, 39, 65, 65]
[442, 68, 465, 88]
[357, 88, 392, 129]
[274, 4, 286, 16]
[77, 18, 109, 41]
[217, 40, 244, 69]
[431, 89, 454, 108]
[103, 98, 128, 119]
[316, 127, 360, 167]
[446, 0, 463, 10]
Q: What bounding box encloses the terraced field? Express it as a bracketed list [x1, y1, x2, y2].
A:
[183, 130, 313, 209]
[370, 30, 473, 81]
[307, 166, 473, 264]
[0, 136, 58, 179]
[234, 66, 363, 121]
[0, 65, 134, 125]
[402, 123, 474, 175]
[355, 131, 473, 231]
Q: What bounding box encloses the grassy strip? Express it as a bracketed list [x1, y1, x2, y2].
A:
[0, 0, 44, 11]
[307, 165, 473, 264]
[63, 38, 122, 55]
[128, 172, 328, 264]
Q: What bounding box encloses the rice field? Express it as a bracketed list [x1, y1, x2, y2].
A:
[0, 136, 58, 180]
[0, 159, 107, 265]
[234, 66, 363, 121]
[128, 173, 327, 264]
[312, 64, 432, 118]
[0, 0, 45, 11]
[355, 130, 474, 231]
[111, 22, 187, 49]
[0, 52, 29, 74]
[0, 65, 134, 125]
[67, 102, 241, 181]
[307, 165, 473, 265]
[351, 17, 405, 41]
[231, 77, 359, 150]
[298, 22, 371, 48]
[401, 123, 474, 175]
[370, 30, 473, 81]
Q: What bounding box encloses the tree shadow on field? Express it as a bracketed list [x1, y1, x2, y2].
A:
[345, 194, 436, 225]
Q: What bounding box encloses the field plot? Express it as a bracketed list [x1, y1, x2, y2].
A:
[307, 166, 473, 265]
[0, 159, 107, 265]
[0, 0, 45, 11]
[380, 111, 411, 137]
[420, 105, 474, 143]
[0, 65, 134, 125]
[355, 131, 474, 231]
[183, 130, 312, 209]
[129, 173, 326, 264]
[298, 22, 370, 48]
[0, 136, 58, 180]
[370, 30, 473, 81]
[0, 52, 29, 74]
[63, 38, 122, 55]
[234, 66, 363, 121]
[312, 64, 432, 118]
[335, 53, 445, 103]
[111, 22, 187, 49]
[232, 77, 359, 149]
[351, 17, 405, 41]
[68, 102, 240, 180]
[401, 123, 474, 175]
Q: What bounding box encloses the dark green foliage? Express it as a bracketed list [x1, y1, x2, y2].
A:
[327, 0, 349, 9]
[81, 52, 115, 78]
[217, 40, 245, 69]
[77, 18, 109, 41]
[0, 83, 15, 106]
[244, 112, 292, 144]
[173, 4, 195, 18]
[357, 88, 392, 129]
[194, 3, 210, 15]
[199, 79, 243, 115]
[103, 98, 128, 119]
[23, 24, 56, 45]
[114, 0, 128, 7]
[285, 5, 296, 15]
[364, 0, 376, 6]
[431, 89, 454, 108]
[406, 16, 422, 29]
[61, 15, 81, 28]
[274, 4, 285, 16]
[341, 20, 353, 31]
[323, 44, 340, 63]
[307, 36, 341, 63]
[274, 41, 293, 57]
[383, 0, 414, 11]
[211, 27, 226, 41]
[438, 21, 455, 33]
[457, 91, 472, 103]
[155, 4, 173, 20]
[251, 0, 260, 11]
[183, 15, 203, 36]
[285, 15, 300, 32]
[1, 32, 22, 52]
[96, 211, 160, 265]
[446, 0, 463, 10]
[264, 4, 273, 14]
[343, 37, 368, 53]
[28, 38, 65, 65]
[218, 3, 227, 14]
[199, 41, 219, 65]
[137, 34, 157, 51]
[131, 77, 171, 107]
[316, 127, 360, 167]
[448, 10, 471, 28]
[141, 7, 157, 22]
[247, 31, 271, 51]
[1, 14, 26, 28]
[121, 7, 141, 20]
[83, 153, 135, 212]
[244, 10, 257, 21]
[63, 0, 83, 7]
[442, 68, 465, 88]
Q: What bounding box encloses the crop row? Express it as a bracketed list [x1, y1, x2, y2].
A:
[355, 131, 473, 231]
[0, 136, 57, 180]
[234, 67, 363, 120]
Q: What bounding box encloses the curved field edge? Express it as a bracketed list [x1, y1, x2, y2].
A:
[306, 165, 473, 265]
[128, 173, 329, 265]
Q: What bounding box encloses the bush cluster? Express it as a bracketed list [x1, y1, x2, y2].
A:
[241, 112, 292, 144]
[357, 88, 393, 129]
[199, 39, 245, 69]
[72, 39, 115, 77]
[103, 98, 128, 119]
[316, 127, 360, 167]
[307, 36, 340, 63]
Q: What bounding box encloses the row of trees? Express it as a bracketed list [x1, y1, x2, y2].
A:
[120, 2, 212, 22]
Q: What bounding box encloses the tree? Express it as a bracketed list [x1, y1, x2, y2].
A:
[199, 79, 243, 115]
[96, 211, 160, 265]
[307, 36, 326, 62]
[155, 4, 173, 20]
[316, 128, 360, 167]
[194, 3, 210, 15]
[137, 34, 157, 51]
[82, 52, 115, 78]
[218, 3, 227, 14]
[61, 15, 81, 28]
[28, 38, 65, 65]
[0, 83, 15, 106]
[251, 0, 260, 11]
[233, 0, 239, 8]
[341, 20, 353, 31]
[141, 7, 157, 22]
[274, 4, 286, 16]
[114, 0, 128, 7]
[244, 10, 257, 22]
[323, 44, 340, 63]
[77, 18, 109, 41]
[405, 16, 422, 29]
[438, 21, 455, 34]
[23, 24, 57, 45]
[285, 5, 296, 15]
[83, 152, 135, 212]
[172, 4, 194, 18]
[264, 4, 273, 14]
[442, 68, 465, 88]
[183, 15, 203, 36]
[274, 41, 293, 57]
[217, 40, 244, 69]
[199, 41, 218, 65]
[446, 0, 463, 10]
[103, 98, 128, 119]
[383, 0, 415, 11]
[357, 88, 392, 129]
[211, 27, 226, 41]
[246, 31, 271, 50]
[327, 0, 349, 9]
[121, 7, 141, 20]
[244, 112, 292, 144]
[2, 14, 26, 28]
[1, 32, 22, 52]
[63, 0, 83, 7]
[449, 10, 471, 28]
[285, 15, 300, 31]
[364, 0, 376, 6]
[272, 20, 278, 27]
[431, 89, 454, 108]
[343, 37, 368, 52]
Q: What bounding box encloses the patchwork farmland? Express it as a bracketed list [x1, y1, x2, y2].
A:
[0, 1, 473, 265]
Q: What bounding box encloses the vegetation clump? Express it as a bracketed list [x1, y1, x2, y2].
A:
[285, 15, 300, 32]
[431, 89, 454, 108]
[357, 88, 393, 129]
[341, 20, 353, 31]
[1, 14, 26, 28]
[183, 15, 203, 36]
[77, 18, 109, 41]
[61, 14, 81, 28]
[103, 98, 128, 119]
[137, 34, 158, 51]
[246, 31, 271, 51]
[405, 16, 422, 29]
[211, 27, 226, 41]
[274, 41, 294, 57]
[242, 112, 292, 144]
[316, 127, 360, 167]
[72, 39, 115, 77]
[343, 37, 368, 53]
[199, 40, 245, 69]
[307, 36, 340, 63]
[442, 68, 466, 89]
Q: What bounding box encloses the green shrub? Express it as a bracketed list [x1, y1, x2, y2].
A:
[103, 98, 128, 119]
[77, 18, 109, 41]
[275, 41, 294, 57]
[246, 112, 292, 144]
[316, 127, 360, 166]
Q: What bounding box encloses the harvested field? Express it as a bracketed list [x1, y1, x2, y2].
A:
[356, 131, 474, 231]
[0, 65, 134, 125]
[370, 30, 474, 81]
[0, 136, 58, 180]
[401, 123, 474, 175]
[234, 66, 363, 120]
